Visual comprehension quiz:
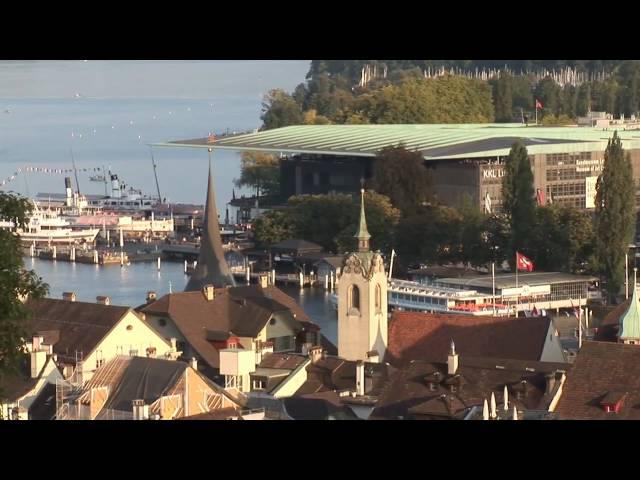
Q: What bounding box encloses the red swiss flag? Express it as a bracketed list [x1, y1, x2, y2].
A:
[516, 252, 534, 272]
[535, 99, 543, 110]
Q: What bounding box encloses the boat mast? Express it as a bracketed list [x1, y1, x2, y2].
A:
[102, 165, 108, 196]
[70, 146, 81, 195]
[149, 146, 162, 203]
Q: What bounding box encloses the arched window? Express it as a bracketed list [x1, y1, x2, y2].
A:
[375, 284, 382, 311]
[349, 285, 360, 312]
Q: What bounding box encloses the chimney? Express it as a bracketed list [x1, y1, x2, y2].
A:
[62, 292, 76, 302]
[30, 337, 47, 379]
[309, 346, 323, 364]
[170, 338, 177, 352]
[259, 274, 269, 289]
[65, 177, 73, 206]
[447, 339, 459, 375]
[132, 399, 149, 420]
[366, 350, 380, 363]
[190, 358, 198, 370]
[96, 296, 111, 306]
[202, 284, 215, 301]
[146, 291, 157, 303]
[301, 342, 313, 356]
[356, 360, 365, 396]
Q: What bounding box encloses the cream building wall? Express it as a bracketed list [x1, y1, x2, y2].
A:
[79, 310, 173, 382]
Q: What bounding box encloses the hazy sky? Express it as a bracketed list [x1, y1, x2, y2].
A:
[0, 60, 310, 98]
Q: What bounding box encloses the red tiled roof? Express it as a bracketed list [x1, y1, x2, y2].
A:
[555, 341, 640, 420]
[386, 311, 552, 367]
[140, 285, 317, 369]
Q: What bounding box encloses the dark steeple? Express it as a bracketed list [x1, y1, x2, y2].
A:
[184, 154, 235, 291]
[354, 189, 371, 253]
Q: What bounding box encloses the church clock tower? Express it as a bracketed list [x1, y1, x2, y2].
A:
[337, 189, 388, 362]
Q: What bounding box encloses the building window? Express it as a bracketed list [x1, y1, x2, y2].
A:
[375, 284, 381, 311]
[269, 318, 276, 326]
[158, 318, 167, 327]
[129, 349, 138, 357]
[253, 380, 265, 390]
[349, 285, 360, 312]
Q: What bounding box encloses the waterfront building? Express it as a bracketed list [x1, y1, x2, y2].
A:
[157, 123, 640, 213]
[25, 294, 176, 384]
[140, 277, 324, 390]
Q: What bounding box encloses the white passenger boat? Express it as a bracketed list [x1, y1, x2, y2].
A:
[329, 278, 511, 316]
[0, 205, 99, 244]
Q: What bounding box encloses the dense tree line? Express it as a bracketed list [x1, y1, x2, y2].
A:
[261, 74, 495, 129]
[261, 60, 640, 129]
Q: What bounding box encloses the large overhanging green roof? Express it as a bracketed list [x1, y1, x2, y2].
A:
[153, 124, 640, 160]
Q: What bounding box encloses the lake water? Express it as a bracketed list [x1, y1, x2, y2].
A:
[27, 257, 338, 344]
[4, 60, 337, 340]
[0, 60, 309, 207]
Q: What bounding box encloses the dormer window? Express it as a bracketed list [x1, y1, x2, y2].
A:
[600, 391, 627, 413]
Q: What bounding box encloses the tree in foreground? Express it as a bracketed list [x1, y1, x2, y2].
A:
[595, 132, 636, 302]
[371, 145, 432, 217]
[0, 192, 48, 398]
[501, 141, 536, 265]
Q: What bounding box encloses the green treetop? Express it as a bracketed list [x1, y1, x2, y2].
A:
[501, 141, 536, 263]
[595, 131, 636, 302]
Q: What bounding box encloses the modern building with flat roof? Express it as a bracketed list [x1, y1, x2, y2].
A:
[155, 123, 640, 213]
[434, 271, 600, 310]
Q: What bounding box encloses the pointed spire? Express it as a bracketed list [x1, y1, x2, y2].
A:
[184, 153, 235, 291]
[232, 188, 236, 201]
[503, 385, 509, 411]
[512, 405, 518, 420]
[490, 392, 497, 419]
[354, 188, 371, 253]
[619, 266, 640, 341]
[449, 339, 456, 356]
[482, 399, 489, 420]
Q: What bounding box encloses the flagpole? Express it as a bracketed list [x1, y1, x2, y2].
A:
[578, 295, 582, 350]
[625, 252, 629, 299]
[492, 262, 496, 316]
[515, 252, 519, 317]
